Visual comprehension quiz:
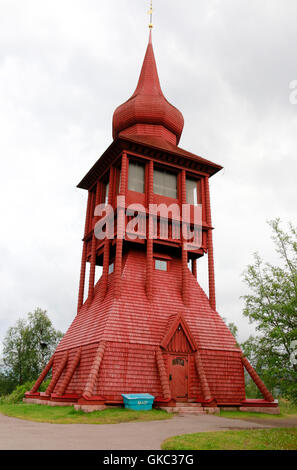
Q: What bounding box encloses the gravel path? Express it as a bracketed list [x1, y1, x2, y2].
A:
[0, 412, 284, 450]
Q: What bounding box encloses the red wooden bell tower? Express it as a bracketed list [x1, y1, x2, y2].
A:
[26, 29, 278, 412]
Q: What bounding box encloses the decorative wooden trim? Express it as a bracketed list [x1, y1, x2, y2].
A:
[156, 347, 171, 400]
[30, 355, 54, 393]
[241, 355, 274, 402]
[192, 259, 197, 278]
[83, 341, 107, 398]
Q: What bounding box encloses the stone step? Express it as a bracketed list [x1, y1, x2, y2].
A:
[175, 407, 206, 413]
[158, 405, 220, 415]
[176, 402, 202, 407]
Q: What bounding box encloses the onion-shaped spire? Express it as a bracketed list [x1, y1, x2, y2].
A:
[112, 31, 184, 145]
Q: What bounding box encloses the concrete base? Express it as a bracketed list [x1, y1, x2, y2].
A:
[159, 406, 220, 415]
[23, 398, 280, 415]
[240, 406, 280, 414]
[23, 398, 74, 407]
[220, 405, 280, 414]
[74, 404, 107, 413]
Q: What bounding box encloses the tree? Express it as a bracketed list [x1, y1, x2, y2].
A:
[1, 308, 63, 389]
[241, 218, 297, 401]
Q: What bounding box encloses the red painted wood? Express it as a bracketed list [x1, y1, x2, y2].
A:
[146, 160, 154, 301]
[28, 28, 275, 409]
[205, 176, 216, 310]
[169, 355, 188, 399]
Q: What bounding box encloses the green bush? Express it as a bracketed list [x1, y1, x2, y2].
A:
[0, 379, 50, 404]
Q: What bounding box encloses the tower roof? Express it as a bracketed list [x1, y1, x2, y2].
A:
[112, 31, 184, 145]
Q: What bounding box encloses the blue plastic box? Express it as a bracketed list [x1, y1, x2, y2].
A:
[122, 393, 155, 410]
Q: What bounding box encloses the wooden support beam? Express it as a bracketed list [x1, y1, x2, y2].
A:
[241, 355, 274, 402]
[194, 350, 213, 402]
[30, 355, 54, 393]
[55, 348, 81, 397]
[146, 160, 154, 301]
[156, 347, 171, 400]
[205, 176, 216, 310]
[45, 352, 68, 396]
[102, 167, 115, 298]
[192, 259, 197, 278]
[83, 341, 106, 398]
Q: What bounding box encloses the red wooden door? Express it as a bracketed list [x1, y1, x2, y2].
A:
[169, 356, 188, 399]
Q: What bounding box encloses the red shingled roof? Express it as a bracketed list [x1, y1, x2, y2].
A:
[57, 251, 238, 352]
[52, 249, 245, 404]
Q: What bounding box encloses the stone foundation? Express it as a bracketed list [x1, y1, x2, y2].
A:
[239, 406, 280, 414]
[23, 398, 280, 415]
[23, 398, 74, 407]
[74, 404, 107, 412]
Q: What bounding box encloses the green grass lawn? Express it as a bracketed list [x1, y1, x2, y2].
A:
[0, 403, 173, 424]
[219, 399, 297, 420]
[162, 428, 297, 450]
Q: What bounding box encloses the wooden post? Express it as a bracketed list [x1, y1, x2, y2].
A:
[156, 348, 171, 400]
[101, 167, 115, 298]
[181, 170, 189, 305]
[192, 259, 197, 278]
[88, 182, 101, 302]
[241, 355, 274, 402]
[30, 355, 54, 393]
[205, 176, 216, 310]
[45, 352, 68, 396]
[77, 191, 92, 312]
[83, 341, 106, 398]
[55, 348, 81, 396]
[146, 160, 154, 301]
[114, 153, 128, 298]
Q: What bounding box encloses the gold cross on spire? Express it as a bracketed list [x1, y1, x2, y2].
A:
[148, 0, 153, 29]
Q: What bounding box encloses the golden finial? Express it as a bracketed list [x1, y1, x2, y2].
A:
[148, 0, 153, 29]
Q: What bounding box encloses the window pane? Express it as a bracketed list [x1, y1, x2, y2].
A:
[155, 259, 167, 271]
[154, 168, 177, 199]
[186, 178, 198, 205]
[128, 161, 145, 193]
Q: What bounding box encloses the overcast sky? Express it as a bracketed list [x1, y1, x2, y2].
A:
[0, 0, 296, 349]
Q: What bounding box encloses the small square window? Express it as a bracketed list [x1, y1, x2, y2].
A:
[108, 263, 114, 274]
[155, 259, 167, 271]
